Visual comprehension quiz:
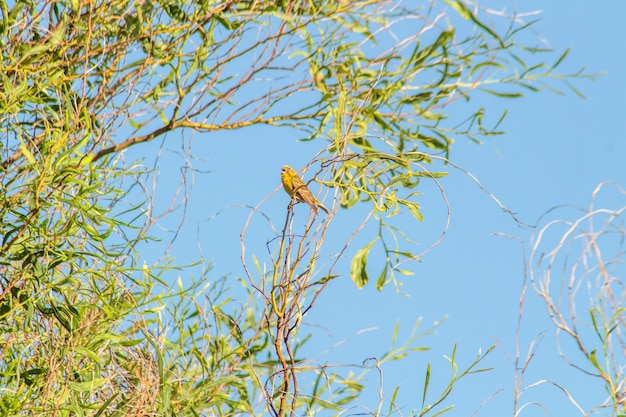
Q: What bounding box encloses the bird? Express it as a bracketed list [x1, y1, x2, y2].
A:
[281, 165, 329, 214]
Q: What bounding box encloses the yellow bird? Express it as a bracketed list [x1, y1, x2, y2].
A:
[281, 165, 329, 214]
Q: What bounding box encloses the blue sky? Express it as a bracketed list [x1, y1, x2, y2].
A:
[126, 2, 626, 415]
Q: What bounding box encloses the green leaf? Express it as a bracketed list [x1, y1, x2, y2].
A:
[443, 0, 504, 47]
[414, 170, 447, 178]
[550, 47, 570, 71]
[403, 200, 424, 221]
[376, 265, 388, 291]
[388, 384, 401, 414]
[422, 363, 431, 408]
[19, 139, 36, 165]
[400, 92, 433, 104]
[350, 238, 378, 289]
[69, 377, 109, 392]
[480, 88, 523, 98]
[589, 349, 601, 371]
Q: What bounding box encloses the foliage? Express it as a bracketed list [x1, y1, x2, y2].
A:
[520, 182, 626, 417]
[0, 0, 588, 415]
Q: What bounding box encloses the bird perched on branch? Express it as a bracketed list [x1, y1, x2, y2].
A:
[281, 165, 329, 214]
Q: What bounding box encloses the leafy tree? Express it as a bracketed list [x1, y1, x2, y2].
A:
[0, 0, 585, 415]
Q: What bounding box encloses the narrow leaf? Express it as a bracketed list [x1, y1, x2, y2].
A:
[350, 238, 378, 289]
